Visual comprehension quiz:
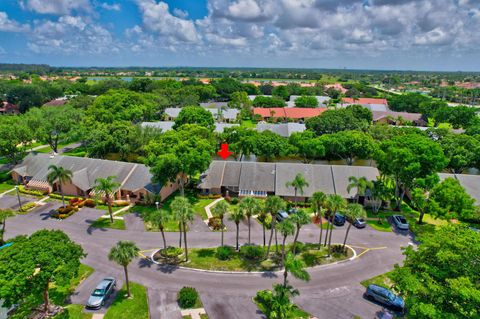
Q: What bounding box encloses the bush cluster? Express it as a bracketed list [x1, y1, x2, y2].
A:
[216, 246, 234, 260]
[197, 194, 222, 199]
[208, 217, 223, 231]
[52, 205, 79, 219]
[84, 199, 96, 208]
[177, 287, 199, 309]
[240, 245, 264, 261]
[159, 246, 183, 259]
[18, 185, 46, 196]
[18, 202, 37, 213]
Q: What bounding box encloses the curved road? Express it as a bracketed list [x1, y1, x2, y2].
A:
[4, 197, 412, 319]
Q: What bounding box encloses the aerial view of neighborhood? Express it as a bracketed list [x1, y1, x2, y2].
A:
[0, 1, 480, 319]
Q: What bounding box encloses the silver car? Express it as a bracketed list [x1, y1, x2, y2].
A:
[392, 215, 409, 231]
[86, 277, 116, 309]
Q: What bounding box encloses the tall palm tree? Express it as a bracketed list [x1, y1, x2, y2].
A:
[325, 194, 347, 256]
[171, 196, 194, 261]
[238, 197, 262, 245]
[276, 219, 295, 267]
[257, 210, 268, 247]
[0, 209, 15, 245]
[310, 191, 327, 249]
[92, 176, 120, 223]
[285, 173, 309, 205]
[229, 207, 245, 251]
[347, 176, 373, 203]
[47, 165, 73, 208]
[289, 209, 310, 254]
[265, 196, 286, 258]
[143, 209, 170, 249]
[108, 241, 139, 298]
[283, 252, 310, 288]
[342, 204, 366, 251]
[212, 200, 229, 247]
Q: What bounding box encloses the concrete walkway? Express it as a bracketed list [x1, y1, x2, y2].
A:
[180, 308, 206, 319]
[204, 198, 224, 220]
[0, 188, 15, 197]
[100, 204, 133, 219]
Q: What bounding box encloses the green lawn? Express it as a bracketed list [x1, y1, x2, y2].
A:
[95, 204, 124, 213]
[0, 182, 15, 193]
[62, 146, 87, 157]
[104, 282, 149, 319]
[54, 304, 92, 319]
[158, 243, 351, 272]
[367, 219, 392, 232]
[131, 205, 180, 232]
[361, 271, 394, 289]
[35, 141, 77, 154]
[240, 119, 256, 129]
[91, 218, 126, 230]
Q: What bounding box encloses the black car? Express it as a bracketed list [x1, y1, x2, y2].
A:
[333, 213, 346, 226]
[353, 217, 367, 229]
[364, 284, 405, 312]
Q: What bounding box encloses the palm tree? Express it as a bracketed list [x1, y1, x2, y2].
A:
[212, 200, 229, 247]
[171, 196, 194, 261]
[0, 209, 15, 245]
[342, 204, 366, 251]
[283, 252, 310, 288]
[229, 207, 245, 251]
[257, 210, 268, 247]
[310, 191, 327, 249]
[276, 219, 295, 267]
[143, 208, 170, 249]
[47, 165, 73, 208]
[285, 173, 309, 205]
[265, 196, 286, 258]
[289, 209, 310, 254]
[108, 241, 139, 298]
[238, 197, 262, 245]
[92, 176, 120, 223]
[325, 194, 347, 256]
[347, 176, 373, 203]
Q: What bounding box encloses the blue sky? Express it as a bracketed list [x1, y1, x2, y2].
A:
[1, 0, 480, 71]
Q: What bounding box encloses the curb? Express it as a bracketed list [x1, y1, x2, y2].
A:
[148, 244, 357, 275]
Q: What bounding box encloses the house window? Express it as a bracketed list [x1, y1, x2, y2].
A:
[239, 189, 267, 197]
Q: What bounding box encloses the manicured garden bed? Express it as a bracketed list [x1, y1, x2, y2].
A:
[153, 243, 353, 272]
[254, 292, 310, 319]
[91, 218, 126, 230]
[104, 282, 149, 319]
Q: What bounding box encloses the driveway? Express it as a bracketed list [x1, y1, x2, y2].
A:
[0, 194, 34, 210]
[4, 204, 410, 319]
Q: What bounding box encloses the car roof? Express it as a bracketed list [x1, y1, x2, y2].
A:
[96, 278, 114, 289]
[368, 284, 390, 294]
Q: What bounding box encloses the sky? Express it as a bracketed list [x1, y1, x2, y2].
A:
[1, 0, 480, 71]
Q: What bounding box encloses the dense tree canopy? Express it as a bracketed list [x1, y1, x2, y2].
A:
[430, 177, 477, 221]
[173, 106, 215, 130]
[438, 133, 480, 173]
[320, 130, 376, 165]
[388, 93, 431, 113]
[306, 107, 370, 135]
[294, 96, 319, 108]
[252, 96, 286, 107]
[288, 131, 324, 163]
[0, 116, 32, 163]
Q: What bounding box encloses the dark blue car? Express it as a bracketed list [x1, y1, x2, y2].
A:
[333, 213, 346, 226]
[364, 284, 405, 312]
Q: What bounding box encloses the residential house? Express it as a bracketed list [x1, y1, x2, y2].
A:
[199, 161, 379, 201]
[0, 101, 19, 115]
[164, 107, 239, 123]
[325, 83, 347, 94]
[340, 98, 389, 112]
[43, 97, 68, 107]
[12, 153, 178, 203]
[256, 123, 306, 137]
[141, 121, 238, 134]
[372, 111, 426, 126]
[253, 107, 327, 122]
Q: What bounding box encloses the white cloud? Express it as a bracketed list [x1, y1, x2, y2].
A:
[100, 2, 121, 11]
[0, 11, 30, 32]
[20, 0, 92, 15]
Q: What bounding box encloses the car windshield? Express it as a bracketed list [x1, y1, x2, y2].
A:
[399, 217, 407, 223]
[357, 218, 365, 222]
[92, 289, 105, 296]
[387, 291, 396, 301]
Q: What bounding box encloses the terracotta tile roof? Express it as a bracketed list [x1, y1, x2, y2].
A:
[253, 107, 327, 119]
[0, 101, 19, 114]
[342, 98, 388, 105]
[43, 99, 68, 107]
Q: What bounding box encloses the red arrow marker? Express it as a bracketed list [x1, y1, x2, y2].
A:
[217, 143, 232, 160]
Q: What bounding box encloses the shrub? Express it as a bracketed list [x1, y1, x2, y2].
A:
[112, 200, 130, 207]
[216, 246, 234, 261]
[330, 244, 346, 255]
[208, 217, 223, 231]
[49, 193, 78, 201]
[18, 185, 46, 196]
[69, 197, 81, 205]
[240, 245, 264, 261]
[18, 202, 37, 213]
[230, 197, 239, 205]
[177, 287, 199, 309]
[291, 241, 306, 253]
[159, 246, 183, 259]
[83, 199, 96, 208]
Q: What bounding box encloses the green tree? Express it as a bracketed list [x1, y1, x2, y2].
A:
[0, 209, 15, 245]
[325, 195, 347, 256]
[252, 96, 286, 107]
[438, 133, 480, 174]
[294, 96, 318, 108]
[92, 176, 120, 223]
[276, 219, 295, 267]
[6, 84, 44, 112]
[305, 108, 369, 135]
[342, 204, 366, 250]
[347, 176, 373, 203]
[228, 91, 252, 110]
[229, 207, 245, 251]
[289, 209, 310, 254]
[212, 200, 230, 247]
[282, 252, 310, 288]
[288, 131, 325, 163]
[272, 86, 290, 101]
[430, 177, 476, 221]
[253, 131, 292, 161]
[0, 230, 85, 313]
[265, 196, 286, 257]
[238, 197, 262, 245]
[171, 196, 194, 261]
[47, 165, 73, 208]
[0, 116, 32, 164]
[310, 191, 327, 248]
[320, 130, 376, 165]
[389, 93, 431, 113]
[173, 106, 215, 131]
[108, 241, 140, 298]
[391, 225, 480, 318]
[285, 173, 309, 205]
[143, 208, 170, 249]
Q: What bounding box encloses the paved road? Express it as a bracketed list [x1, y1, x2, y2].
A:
[4, 204, 412, 319]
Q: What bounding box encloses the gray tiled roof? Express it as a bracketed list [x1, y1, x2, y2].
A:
[215, 123, 239, 133]
[164, 108, 182, 118]
[200, 102, 229, 108]
[199, 160, 379, 198]
[164, 107, 239, 121]
[141, 121, 175, 132]
[13, 153, 156, 193]
[256, 123, 306, 137]
[289, 95, 331, 104]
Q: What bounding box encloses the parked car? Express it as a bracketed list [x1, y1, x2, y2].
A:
[392, 215, 409, 230]
[86, 277, 116, 309]
[333, 213, 346, 226]
[276, 210, 289, 222]
[364, 284, 405, 312]
[353, 217, 367, 229]
[469, 227, 480, 234]
[287, 208, 298, 215]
